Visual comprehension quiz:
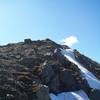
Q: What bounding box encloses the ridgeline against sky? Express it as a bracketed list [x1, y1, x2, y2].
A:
[0, 0, 100, 62]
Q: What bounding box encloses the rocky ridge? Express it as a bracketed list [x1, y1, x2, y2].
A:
[0, 39, 100, 100]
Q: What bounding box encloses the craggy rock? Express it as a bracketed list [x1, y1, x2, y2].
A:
[32, 84, 51, 100]
[59, 68, 77, 91]
[0, 39, 99, 100]
[74, 49, 100, 79]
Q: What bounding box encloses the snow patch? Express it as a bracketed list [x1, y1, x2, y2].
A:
[50, 90, 90, 100]
[60, 48, 100, 90]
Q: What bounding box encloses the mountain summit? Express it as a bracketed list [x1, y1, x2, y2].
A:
[0, 39, 100, 100]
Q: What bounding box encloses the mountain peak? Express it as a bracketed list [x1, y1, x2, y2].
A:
[0, 39, 100, 100]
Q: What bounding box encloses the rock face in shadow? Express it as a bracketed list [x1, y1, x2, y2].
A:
[90, 89, 100, 100]
[0, 39, 99, 100]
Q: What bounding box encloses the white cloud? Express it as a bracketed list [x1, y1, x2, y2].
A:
[62, 36, 78, 46]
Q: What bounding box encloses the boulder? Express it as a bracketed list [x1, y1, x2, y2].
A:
[24, 39, 32, 44]
[59, 68, 77, 91]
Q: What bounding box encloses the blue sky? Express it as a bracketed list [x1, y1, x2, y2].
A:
[0, 0, 100, 62]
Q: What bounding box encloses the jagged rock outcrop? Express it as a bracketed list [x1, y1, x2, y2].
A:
[0, 39, 99, 100]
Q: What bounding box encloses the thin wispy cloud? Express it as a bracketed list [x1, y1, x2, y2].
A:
[62, 36, 79, 46]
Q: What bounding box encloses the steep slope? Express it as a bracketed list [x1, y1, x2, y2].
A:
[0, 39, 100, 100]
[61, 48, 100, 89]
[74, 50, 100, 80]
